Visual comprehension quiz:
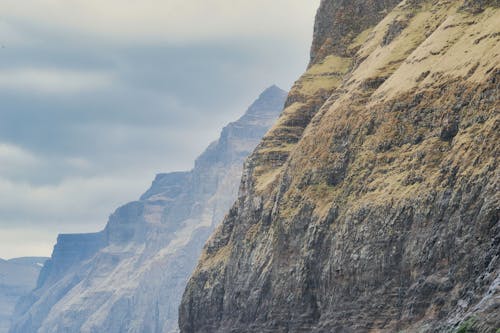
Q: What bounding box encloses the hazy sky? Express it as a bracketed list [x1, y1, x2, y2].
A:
[0, 0, 320, 259]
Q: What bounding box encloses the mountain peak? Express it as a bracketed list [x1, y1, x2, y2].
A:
[262, 84, 286, 95]
[239, 85, 287, 122]
[258, 84, 287, 103]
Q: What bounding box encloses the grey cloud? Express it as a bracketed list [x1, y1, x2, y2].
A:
[0, 1, 319, 258]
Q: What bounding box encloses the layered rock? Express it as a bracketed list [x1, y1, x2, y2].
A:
[0, 258, 47, 333]
[36, 232, 106, 288]
[9, 85, 286, 333]
[180, 1, 500, 332]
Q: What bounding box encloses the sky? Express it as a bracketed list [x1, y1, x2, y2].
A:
[0, 0, 320, 259]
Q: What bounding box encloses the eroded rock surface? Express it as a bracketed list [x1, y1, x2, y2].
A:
[180, 1, 500, 332]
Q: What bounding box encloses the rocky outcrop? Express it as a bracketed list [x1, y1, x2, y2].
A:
[310, 0, 401, 63]
[9, 86, 286, 333]
[180, 1, 500, 332]
[36, 233, 106, 288]
[0, 258, 47, 333]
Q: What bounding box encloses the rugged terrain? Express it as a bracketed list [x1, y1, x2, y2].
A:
[0, 257, 47, 333]
[9, 86, 286, 333]
[180, 0, 500, 332]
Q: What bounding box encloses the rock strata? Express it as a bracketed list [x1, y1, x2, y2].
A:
[180, 1, 500, 332]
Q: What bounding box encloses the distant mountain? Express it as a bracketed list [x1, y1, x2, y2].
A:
[0, 257, 47, 333]
[9, 85, 286, 333]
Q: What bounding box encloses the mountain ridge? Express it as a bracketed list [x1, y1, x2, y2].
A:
[179, 0, 499, 332]
[9, 85, 287, 333]
[0, 257, 47, 333]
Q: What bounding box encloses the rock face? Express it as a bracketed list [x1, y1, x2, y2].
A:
[180, 1, 500, 332]
[0, 258, 47, 333]
[9, 86, 286, 333]
[36, 233, 107, 288]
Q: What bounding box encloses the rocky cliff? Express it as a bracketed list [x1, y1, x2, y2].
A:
[180, 1, 500, 332]
[9, 86, 286, 333]
[0, 257, 47, 333]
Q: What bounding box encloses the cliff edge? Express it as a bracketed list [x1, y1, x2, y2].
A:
[180, 0, 500, 332]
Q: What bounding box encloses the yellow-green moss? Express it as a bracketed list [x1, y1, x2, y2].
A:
[199, 244, 231, 272]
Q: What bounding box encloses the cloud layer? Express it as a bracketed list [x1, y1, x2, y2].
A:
[1, 0, 318, 43]
[0, 68, 113, 94]
[0, 0, 320, 259]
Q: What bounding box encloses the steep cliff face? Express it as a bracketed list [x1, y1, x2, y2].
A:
[0, 258, 47, 333]
[35, 233, 106, 288]
[310, 0, 402, 63]
[9, 86, 286, 333]
[180, 1, 500, 332]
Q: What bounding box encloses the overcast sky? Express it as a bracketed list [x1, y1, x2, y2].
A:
[0, 0, 320, 259]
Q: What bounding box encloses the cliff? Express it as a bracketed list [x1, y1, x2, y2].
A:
[180, 1, 500, 332]
[36, 233, 107, 288]
[9, 86, 286, 333]
[0, 257, 47, 333]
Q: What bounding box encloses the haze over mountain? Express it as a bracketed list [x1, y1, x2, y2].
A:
[0, 257, 47, 333]
[9, 86, 286, 333]
[0, 0, 319, 259]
